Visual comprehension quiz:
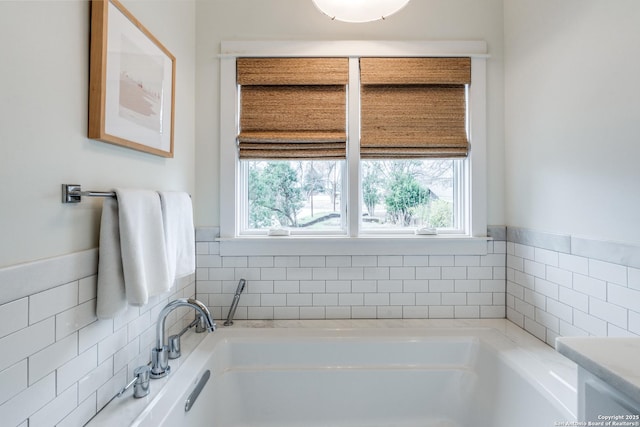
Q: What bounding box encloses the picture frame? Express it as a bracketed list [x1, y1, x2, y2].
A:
[88, 0, 175, 157]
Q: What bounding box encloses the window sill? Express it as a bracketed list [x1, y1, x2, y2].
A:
[218, 235, 490, 257]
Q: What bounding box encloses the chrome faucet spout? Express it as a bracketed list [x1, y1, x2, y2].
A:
[155, 298, 215, 350]
[151, 298, 216, 378]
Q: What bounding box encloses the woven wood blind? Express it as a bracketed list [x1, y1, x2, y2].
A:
[237, 58, 348, 160]
[360, 57, 471, 159]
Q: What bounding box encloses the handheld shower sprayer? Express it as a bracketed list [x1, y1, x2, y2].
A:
[224, 279, 246, 326]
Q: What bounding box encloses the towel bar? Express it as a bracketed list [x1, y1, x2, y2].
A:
[62, 184, 191, 203]
[62, 184, 115, 203]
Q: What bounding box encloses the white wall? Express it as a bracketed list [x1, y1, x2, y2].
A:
[504, 0, 640, 246]
[5, 1, 639, 271]
[0, 0, 196, 268]
[194, 0, 505, 231]
[0, 0, 505, 267]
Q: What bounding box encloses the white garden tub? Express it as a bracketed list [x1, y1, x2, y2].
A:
[91, 320, 578, 427]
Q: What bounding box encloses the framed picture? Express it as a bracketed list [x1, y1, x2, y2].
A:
[88, 0, 175, 157]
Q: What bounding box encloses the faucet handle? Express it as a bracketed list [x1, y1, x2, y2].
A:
[133, 365, 151, 398]
[168, 334, 181, 359]
[150, 346, 171, 379]
[117, 365, 151, 398]
[195, 314, 207, 333]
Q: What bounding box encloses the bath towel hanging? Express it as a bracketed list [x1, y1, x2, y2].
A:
[96, 197, 127, 319]
[115, 188, 171, 306]
[158, 191, 196, 281]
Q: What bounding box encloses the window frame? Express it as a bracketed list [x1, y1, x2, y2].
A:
[220, 41, 488, 247]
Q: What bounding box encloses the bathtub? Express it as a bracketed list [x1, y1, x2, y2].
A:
[90, 320, 577, 427]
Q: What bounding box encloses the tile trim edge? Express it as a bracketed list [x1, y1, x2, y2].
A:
[507, 226, 640, 269]
[0, 249, 98, 306]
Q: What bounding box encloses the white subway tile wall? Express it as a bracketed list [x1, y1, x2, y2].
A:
[195, 236, 507, 322]
[0, 250, 197, 427]
[4, 225, 639, 426]
[506, 231, 640, 345]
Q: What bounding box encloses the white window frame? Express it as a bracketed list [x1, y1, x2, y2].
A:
[219, 41, 488, 256]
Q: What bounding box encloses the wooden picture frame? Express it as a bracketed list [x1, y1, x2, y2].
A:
[88, 0, 175, 157]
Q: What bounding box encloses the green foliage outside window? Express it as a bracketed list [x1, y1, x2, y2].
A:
[385, 172, 431, 226]
[246, 159, 454, 231]
[248, 162, 304, 228]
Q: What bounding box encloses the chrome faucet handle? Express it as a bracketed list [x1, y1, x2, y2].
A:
[151, 346, 171, 378]
[168, 315, 205, 359]
[195, 314, 207, 333]
[133, 365, 151, 398]
[117, 365, 151, 398]
[168, 334, 181, 359]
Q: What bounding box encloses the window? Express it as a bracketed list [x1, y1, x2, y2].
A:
[235, 57, 348, 235]
[360, 159, 461, 233]
[220, 42, 487, 240]
[242, 159, 345, 234]
[358, 57, 469, 234]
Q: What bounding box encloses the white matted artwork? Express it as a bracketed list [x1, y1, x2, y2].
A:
[88, 0, 175, 157]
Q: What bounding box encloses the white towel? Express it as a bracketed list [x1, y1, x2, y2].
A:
[116, 189, 171, 306]
[96, 197, 127, 319]
[158, 191, 195, 280]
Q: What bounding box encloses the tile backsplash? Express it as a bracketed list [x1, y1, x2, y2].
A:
[506, 227, 640, 345]
[195, 229, 507, 322]
[2, 225, 639, 426]
[0, 251, 196, 427]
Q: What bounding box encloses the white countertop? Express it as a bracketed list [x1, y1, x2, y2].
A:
[556, 337, 640, 403]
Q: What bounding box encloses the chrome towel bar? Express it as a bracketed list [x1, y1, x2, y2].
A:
[61, 184, 191, 203]
[62, 184, 115, 203]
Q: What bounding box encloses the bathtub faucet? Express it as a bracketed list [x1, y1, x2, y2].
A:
[150, 298, 216, 379]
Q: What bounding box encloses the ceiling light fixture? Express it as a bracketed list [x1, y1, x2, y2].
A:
[312, 0, 410, 23]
